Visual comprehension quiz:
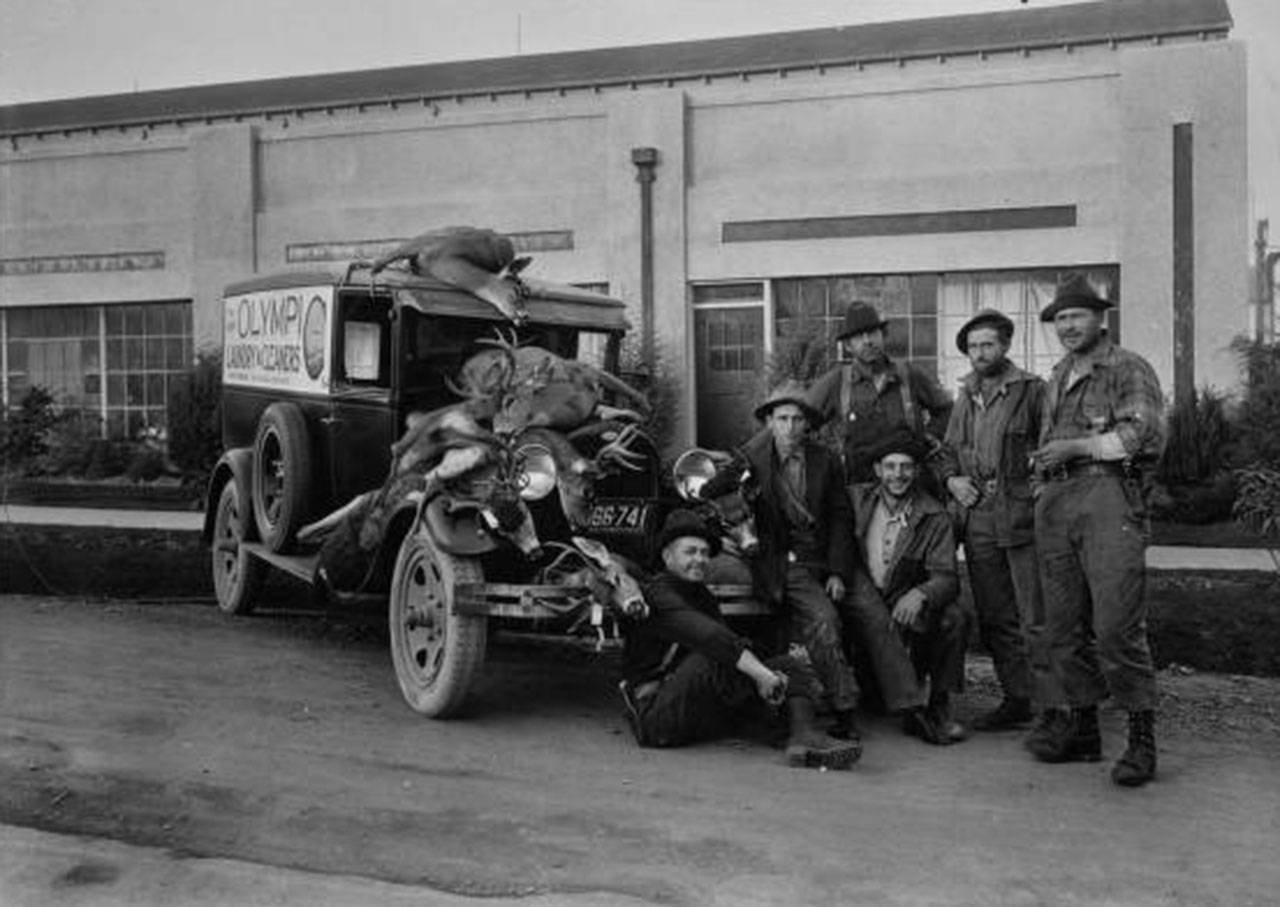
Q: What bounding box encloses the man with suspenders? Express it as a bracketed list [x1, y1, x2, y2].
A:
[804, 301, 952, 485]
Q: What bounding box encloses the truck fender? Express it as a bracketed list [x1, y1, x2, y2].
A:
[202, 449, 256, 543]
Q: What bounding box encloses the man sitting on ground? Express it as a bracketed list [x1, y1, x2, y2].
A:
[618, 509, 861, 769]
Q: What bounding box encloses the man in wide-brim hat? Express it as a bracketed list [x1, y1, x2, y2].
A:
[734, 378, 863, 742]
[617, 508, 861, 769]
[804, 300, 952, 484]
[938, 307, 1057, 734]
[842, 427, 968, 746]
[1026, 272, 1165, 788]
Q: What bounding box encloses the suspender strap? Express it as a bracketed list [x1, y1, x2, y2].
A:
[895, 360, 918, 430]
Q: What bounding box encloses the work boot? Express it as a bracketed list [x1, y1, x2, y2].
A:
[901, 706, 950, 746]
[927, 692, 969, 744]
[785, 698, 861, 769]
[617, 680, 648, 747]
[828, 709, 862, 742]
[1025, 706, 1102, 763]
[972, 697, 1033, 732]
[1111, 710, 1157, 787]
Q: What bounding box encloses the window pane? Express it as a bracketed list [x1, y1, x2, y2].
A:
[106, 306, 126, 335]
[127, 374, 144, 405]
[106, 374, 125, 404]
[146, 373, 165, 406]
[145, 336, 165, 369]
[124, 306, 144, 335]
[145, 304, 166, 335]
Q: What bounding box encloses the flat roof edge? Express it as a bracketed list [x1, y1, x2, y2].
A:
[0, 0, 1232, 137]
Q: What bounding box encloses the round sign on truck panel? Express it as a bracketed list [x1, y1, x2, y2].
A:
[303, 294, 327, 380]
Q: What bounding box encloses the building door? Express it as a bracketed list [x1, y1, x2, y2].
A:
[693, 297, 764, 451]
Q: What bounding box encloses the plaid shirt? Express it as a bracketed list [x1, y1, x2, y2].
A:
[1040, 338, 1165, 462]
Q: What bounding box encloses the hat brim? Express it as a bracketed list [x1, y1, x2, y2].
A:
[658, 527, 722, 559]
[753, 397, 821, 423]
[955, 313, 1014, 353]
[835, 318, 890, 342]
[1039, 296, 1114, 323]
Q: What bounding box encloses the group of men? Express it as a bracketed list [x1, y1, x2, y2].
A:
[618, 273, 1164, 788]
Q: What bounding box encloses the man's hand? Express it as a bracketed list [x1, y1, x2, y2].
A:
[756, 670, 788, 706]
[825, 575, 846, 603]
[1031, 438, 1087, 472]
[891, 588, 928, 628]
[720, 535, 741, 558]
[947, 476, 981, 508]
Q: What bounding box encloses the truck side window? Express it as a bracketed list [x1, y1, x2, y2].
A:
[336, 293, 391, 388]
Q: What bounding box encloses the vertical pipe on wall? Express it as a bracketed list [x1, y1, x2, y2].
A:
[631, 146, 659, 371]
[1172, 122, 1194, 404]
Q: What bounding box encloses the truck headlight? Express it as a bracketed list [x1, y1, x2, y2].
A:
[515, 444, 557, 500]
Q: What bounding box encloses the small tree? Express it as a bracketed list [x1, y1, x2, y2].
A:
[167, 350, 223, 480]
[1, 386, 65, 475]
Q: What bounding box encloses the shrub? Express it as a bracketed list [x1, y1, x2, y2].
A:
[35, 412, 105, 477]
[1233, 464, 1280, 542]
[82, 439, 130, 480]
[1157, 386, 1233, 486]
[619, 339, 682, 461]
[1230, 337, 1280, 469]
[125, 445, 168, 483]
[167, 350, 223, 478]
[765, 327, 832, 388]
[1, 386, 65, 474]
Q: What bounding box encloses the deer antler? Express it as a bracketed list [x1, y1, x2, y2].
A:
[592, 423, 648, 474]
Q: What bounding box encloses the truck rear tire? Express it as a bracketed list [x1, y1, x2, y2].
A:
[389, 525, 487, 718]
[252, 402, 312, 553]
[211, 480, 264, 614]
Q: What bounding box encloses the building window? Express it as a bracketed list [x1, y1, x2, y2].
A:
[771, 267, 1118, 390]
[773, 274, 937, 379]
[4, 301, 193, 440]
[936, 268, 1118, 390]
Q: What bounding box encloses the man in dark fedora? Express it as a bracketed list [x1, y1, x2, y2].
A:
[1027, 273, 1164, 787]
[724, 379, 863, 742]
[618, 508, 861, 769]
[805, 300, 952, 483]
[938, 309, 1057, 732]
[843, 428, 969, 746]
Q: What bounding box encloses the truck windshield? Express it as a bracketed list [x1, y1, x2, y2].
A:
[400, 311, 612, 406]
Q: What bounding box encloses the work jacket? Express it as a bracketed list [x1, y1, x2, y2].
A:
[938, 364, 1045, 547]
[738, 430, 856, 607]
[848, 482, 958, 615]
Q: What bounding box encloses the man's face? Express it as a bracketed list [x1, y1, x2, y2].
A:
[662, 536, 710, 582]
[766, 403, 808, 455]
[965, 326, 1009, 377]
[1053, 307, 1105, 354]
[846, 327, 886, 366]
[874, 453, 917, 500]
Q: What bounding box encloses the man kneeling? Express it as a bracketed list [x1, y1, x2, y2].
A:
[619, 509, 861, 769]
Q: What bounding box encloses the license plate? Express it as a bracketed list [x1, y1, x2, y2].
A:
[586, 500, 652, 531]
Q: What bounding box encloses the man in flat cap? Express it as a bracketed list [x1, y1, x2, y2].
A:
[617, 509, 861, 769]
[937, 309, 1057, 732]
[724, 379, 863, 743]
[842, 428, 968, 745]
[1027, 273, 1164, 787]
[805, 300, 952, 484]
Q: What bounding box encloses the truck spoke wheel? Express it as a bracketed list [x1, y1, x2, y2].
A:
[389, 526, 486, 718]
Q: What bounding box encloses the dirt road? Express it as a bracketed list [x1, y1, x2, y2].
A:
[1, 594, 1277, 905]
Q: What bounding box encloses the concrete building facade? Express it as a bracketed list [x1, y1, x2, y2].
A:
[0, 0, 1249, 450]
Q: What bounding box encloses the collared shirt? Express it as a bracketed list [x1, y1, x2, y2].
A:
[773, 444, 817, 559]
[864, 490, 912, 591]
[1041, 338, 1165, 462]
